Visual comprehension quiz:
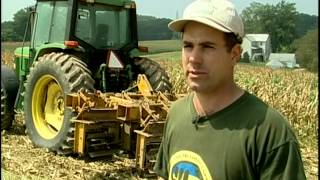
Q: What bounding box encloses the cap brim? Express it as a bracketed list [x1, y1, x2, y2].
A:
[168, 17, 232, 34]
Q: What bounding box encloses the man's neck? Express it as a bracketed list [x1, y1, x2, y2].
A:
[193, 85, 244, 117]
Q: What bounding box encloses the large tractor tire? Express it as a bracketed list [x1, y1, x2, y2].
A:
[24, 52, 95, 155]
[1, 64, 19, 131]
[134, 57, 172, 92]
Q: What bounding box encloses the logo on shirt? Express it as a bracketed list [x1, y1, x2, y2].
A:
[169, 150, 212, 180]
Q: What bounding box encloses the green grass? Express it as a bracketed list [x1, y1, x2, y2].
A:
[143, 51, 182, 62]
[138, 39, 181, 54]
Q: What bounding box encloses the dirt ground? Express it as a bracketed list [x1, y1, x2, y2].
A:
[1, 118, 157, 180]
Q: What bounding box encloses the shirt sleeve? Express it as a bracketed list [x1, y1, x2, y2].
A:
[260, 141, 307, 180]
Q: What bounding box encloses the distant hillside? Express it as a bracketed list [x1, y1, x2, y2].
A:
[137, 15, 174, 41]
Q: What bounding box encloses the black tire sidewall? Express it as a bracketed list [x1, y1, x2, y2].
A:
[1, 81, 13, 130]
[24, 60, 73, 150]
[1, 64, 19, 108]
[1, 64, 19, 130]
[134, 57, 172, 92]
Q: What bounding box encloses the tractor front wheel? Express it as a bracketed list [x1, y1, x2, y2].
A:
[24, 52, 94, 154]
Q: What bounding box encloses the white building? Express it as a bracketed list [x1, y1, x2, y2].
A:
[266, 53, 299, 69]
[241, 34, 272, 62]
[266, 59, 285, 69]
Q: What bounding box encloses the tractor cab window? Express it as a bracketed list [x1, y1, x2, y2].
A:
[32, 2, 53, 47]
[32, 1, 68, 48]
[75, 3, 131, 49]
[50, 2, 68, 42]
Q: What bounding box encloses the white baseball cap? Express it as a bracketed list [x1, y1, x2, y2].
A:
[168, 0, 244, 40]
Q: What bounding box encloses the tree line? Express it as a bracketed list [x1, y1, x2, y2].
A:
[0, 10, 174, 42]
[1, 1, 318, 72]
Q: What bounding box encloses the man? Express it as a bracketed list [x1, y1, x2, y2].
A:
[153, 0, 306, 179]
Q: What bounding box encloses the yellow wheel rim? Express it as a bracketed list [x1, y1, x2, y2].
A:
[32, 75, 65, 139]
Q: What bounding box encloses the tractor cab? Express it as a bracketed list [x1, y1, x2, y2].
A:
[32, 0, 138, 51]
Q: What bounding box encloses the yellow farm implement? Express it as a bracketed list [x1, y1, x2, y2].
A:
[65, 75, 179, 173]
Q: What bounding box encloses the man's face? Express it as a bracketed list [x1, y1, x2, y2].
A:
[182, 22, 240, 94]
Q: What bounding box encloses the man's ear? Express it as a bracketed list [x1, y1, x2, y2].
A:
[231, 44, 242, 63]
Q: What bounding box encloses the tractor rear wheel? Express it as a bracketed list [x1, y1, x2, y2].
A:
[1, 64, 19, 131]
[24, 52, 95, 155]
[134, 57, 172, 92]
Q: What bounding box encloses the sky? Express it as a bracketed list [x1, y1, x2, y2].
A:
[1, 0, 318, 22]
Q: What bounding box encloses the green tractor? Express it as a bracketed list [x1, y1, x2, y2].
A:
[1, 0, 172, 159]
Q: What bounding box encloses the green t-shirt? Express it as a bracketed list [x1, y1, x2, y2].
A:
[154, 91, 306, 180]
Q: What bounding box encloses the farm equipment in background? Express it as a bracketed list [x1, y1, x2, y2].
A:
[1, 0, 177, 175]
